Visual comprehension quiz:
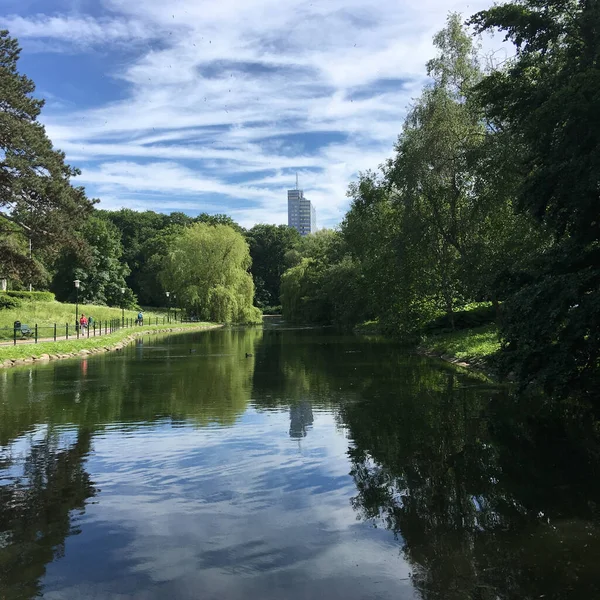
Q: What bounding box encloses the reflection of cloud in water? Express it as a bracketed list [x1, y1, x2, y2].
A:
[41, 409, 416, 600]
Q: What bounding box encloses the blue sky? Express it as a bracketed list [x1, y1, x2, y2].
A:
[2, 0, 498, 228]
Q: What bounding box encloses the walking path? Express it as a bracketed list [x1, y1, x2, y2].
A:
[0, 328, 135, 347]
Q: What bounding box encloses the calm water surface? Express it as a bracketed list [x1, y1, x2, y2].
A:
[1, 324, 599, 599]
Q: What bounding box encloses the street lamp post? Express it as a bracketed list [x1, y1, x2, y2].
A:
[121, 287, 125, 327]
[166, 291, 170, 323]
[74, 279, 80, 339]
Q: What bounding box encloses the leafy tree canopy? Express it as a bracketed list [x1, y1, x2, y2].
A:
[160, 223, 261, 324]
[0, 30, 94, 283]
[245, 224, 301, 308]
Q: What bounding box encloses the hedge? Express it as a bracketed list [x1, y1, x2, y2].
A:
[0, 291, 56, 302]
[0, 295, 22, 310]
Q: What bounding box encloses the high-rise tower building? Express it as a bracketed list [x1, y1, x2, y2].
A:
[287, 176, 316, 236]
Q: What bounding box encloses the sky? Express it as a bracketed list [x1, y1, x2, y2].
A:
[2, 0, 500, 229]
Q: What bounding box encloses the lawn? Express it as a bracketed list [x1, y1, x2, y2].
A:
[0, 300, 181, 340]
[420, 324, 501, 364]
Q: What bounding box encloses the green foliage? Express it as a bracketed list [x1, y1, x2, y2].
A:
[245, 224, 301, 308]
[280, 230, 362, 326]
[100, 210, 244, 307]
[160, 223, 261, 324]
[51, 216, 135, 307]
[469, 0, 600, 398]
[0, 30, 94, 283]
[275, 8, 600, 402]
[2, 290, 55, 302]
[281, 258, 329, 324]
[425, 303, 496, 333]
[422, 324, 501, 364]
[261, 305, 282, 315]
[101, 210, 188, 306]
[0, 295, 21, 310]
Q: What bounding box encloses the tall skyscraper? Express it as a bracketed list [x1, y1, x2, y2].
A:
[287, 176, 316, 236]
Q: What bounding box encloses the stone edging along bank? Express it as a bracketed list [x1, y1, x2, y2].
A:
[0, 324, 223, 370]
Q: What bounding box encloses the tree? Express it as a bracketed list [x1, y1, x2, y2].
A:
[279, 229, 360, 326]
[0, 30, 94, 284]
[160, 223, 261, 323]
[51, 216, 135, 307]
[101, 209, 181, 305]
[245, 224, 301, 308]
[388, 14, 487, 325]
[469, 0, 600, 398]
[195, 212, 243, 233]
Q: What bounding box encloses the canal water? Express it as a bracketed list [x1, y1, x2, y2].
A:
[1, 325, 599, 599]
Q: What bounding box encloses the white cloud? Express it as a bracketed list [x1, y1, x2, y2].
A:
[2, 14, 158, 46]
[3, 0, 500, 227]
[39, 410, 417, 599]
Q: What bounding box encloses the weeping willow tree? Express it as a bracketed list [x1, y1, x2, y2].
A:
[160, 223, 262, 324]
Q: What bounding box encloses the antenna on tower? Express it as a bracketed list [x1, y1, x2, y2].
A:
[295, 172, 299, 190]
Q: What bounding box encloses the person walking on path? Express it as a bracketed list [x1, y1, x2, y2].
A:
[137, 311, 143, 326]
[80, 314, 88, 330]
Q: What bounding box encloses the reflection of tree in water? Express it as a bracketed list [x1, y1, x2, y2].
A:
[0, 328, 264, 599]
[0, 327, 263, 434]
[342, 372, 600, 600]
[0, 427, 96, 600]
[289, 401, 314, 438]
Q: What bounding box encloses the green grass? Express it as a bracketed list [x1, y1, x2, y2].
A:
[0, 300, 183, 340]
[0, 322, 217, 362]
[0, 300, 170, 328]
[420, 324, 501, 364]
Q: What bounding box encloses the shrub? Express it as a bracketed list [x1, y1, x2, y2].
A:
[3, 290, 56, 302]
[0, 295, 22, 310]
[261, 305, 282, 315]
[424, 303, 497, 333]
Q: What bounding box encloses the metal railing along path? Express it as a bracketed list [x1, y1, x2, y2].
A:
[0, 314, 181, 346]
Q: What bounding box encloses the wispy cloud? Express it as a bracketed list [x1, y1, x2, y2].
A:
[2, 0, 501, 227]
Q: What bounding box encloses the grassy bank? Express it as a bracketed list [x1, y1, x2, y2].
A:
[0, 299, 171, 330]
[419, 324, 501, 366]
[354, 303, 501, 372]
[0, 322, 218, 364]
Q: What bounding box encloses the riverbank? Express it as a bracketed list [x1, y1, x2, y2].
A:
[0, 322, 221, 368]
[417, 324, 501, 376]
[355, 313, 501, 378]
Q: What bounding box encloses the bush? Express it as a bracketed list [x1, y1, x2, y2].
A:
[261, 305, 282, 315]
[3, 290, 56, 302]
[0, 295, 22, 310]
[424, 303, 497, 333]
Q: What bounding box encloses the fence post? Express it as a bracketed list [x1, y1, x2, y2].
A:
[66, 322, 69, 340]
[87, 323, 90, 338]
[94, 322, 96, 337]
[54, 323, 57, 342]
[13, 325, 16, 346]
[35, 324, 38, 343]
